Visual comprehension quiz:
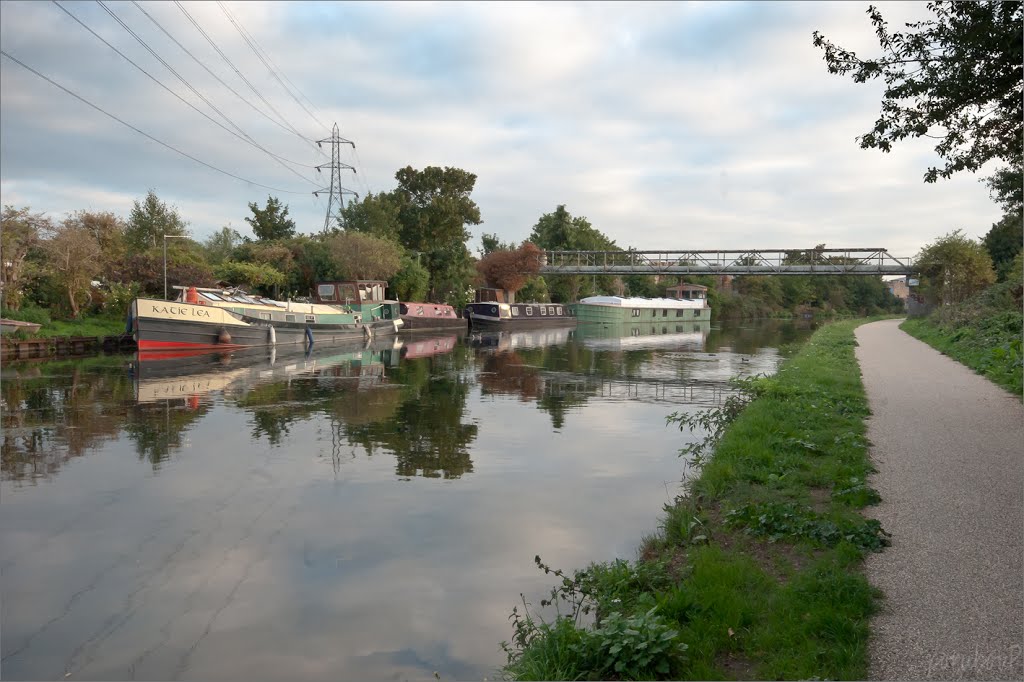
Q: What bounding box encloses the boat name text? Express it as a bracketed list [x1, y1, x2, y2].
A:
[149, 304, 212, 318]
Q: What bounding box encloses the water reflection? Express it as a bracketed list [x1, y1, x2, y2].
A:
[1, 319, 817, 680]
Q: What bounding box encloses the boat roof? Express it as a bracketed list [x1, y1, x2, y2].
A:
[579, 296, 704, 308]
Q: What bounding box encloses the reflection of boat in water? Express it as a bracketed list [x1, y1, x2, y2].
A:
[132, 336, 403, 403]
[468, 325, 575, 351]
[400, 335, 458, 359]
[576, 321, 710, 352]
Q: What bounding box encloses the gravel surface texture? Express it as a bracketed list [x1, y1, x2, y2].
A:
[855, 319, 1023, 680]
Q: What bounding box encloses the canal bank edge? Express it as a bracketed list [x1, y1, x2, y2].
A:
[500, 318, 892, 681]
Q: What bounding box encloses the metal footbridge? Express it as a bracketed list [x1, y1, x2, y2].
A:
[540, 248, 914, 276]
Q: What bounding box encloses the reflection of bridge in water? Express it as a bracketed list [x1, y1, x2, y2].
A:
[541, 248, 914, 276]
[542, 373, 733, 407]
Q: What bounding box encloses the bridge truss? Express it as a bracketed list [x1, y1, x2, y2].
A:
[540, 248, 915, 276]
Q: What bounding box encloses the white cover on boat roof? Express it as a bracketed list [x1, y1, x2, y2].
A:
[579, 296, 704, 309]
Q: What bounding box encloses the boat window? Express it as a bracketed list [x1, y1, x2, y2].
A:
[526, 307, 533, 316]
[202, 292, 224, 301]
[286, 314, 296, 322]
[631, 309, 641, 317]
[663, 309, 668, 317]
[511, 307, 519, 316]
[694, 309, 701, 317]
[338, 284, 357, 304]
[306, 314, 316, 323]
[260, 312, 272, 320]
[540, 306, 546, 315]
[317, 284, 336, 301]
[416, 306, 424, 316]
[676, 309, 685, 317]
[557, 306, 563, 315]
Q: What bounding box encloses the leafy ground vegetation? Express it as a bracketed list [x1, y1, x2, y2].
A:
[1, 304, 126, 338]
[901, 264, 1023, 398]
[500, 320, 890, 680]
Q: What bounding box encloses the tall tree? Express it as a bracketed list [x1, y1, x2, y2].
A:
[0, 205, 49, 310]
[475, 242, 543, 300]
[916, 229, 996, 305]
[480, 232, 515, 257]
[338, 192, 402, 242]
[124, 190, 189, 251]
[246, 195, 296, 241]
[69, 210, 126, 273]
[389, 166, 483, 301]
[813, 3, 1023, 203]
[529, 205, 618, 302]
[41, 218, 102, 318]
[203, 225, 244, 265]
[982, 212, 1024, 281]
[391, 166, 482, 251]
[326, 231, 403, 281]
[389, 255, 430, 302]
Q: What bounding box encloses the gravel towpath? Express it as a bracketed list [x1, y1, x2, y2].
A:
[855, 319, 1023, 680]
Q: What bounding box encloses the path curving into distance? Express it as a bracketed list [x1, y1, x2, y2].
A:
[855, 319, 1023, 680]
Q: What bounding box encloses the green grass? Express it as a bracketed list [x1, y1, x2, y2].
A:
[905, 305, 1024, 395]
[35, 316, 127, 338]
[2, 308, 126, 339]
[501, 320, 886, 680]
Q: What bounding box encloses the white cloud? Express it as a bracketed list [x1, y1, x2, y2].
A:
[1, 0, 1004, 259]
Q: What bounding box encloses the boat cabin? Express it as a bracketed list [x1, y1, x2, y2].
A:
[313, 281, 389, 306]
[475, 287, 515, 304]
[665, 283, 708, 301]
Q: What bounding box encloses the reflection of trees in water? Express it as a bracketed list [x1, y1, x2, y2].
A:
[234, 352, 393, 446]
[706, 319, 817, 355]
[121, 402, 210, 467]
[1, 357, 136, 483]
[474, 344, 658, 429]
[344, 356, 477, 479]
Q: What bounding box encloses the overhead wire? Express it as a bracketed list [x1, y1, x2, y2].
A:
[216, 0, 373, 199]
[216, 0, 326, 131]
[129, 0, 318, 153]
[173, 0, 325, 158]
[91, 0, 320, 187]
[0, 49, 309, 195]
[52, 0, 318, 189]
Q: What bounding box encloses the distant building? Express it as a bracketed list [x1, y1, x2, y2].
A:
[665, 282, 709, 301]
[885, 277, 910, 305]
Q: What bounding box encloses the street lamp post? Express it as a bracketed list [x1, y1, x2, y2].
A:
[163, 234, 189, 300]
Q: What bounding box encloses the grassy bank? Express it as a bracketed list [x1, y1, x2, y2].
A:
[900, 280, 1023, 398]
[501, 320, 888, 680]
[2, 307, 126, 339]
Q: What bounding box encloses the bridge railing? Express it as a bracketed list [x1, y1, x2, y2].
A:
[539, 248, 915, 276]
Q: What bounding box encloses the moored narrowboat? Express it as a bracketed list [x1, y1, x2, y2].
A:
[399, 302, 467, 332]
[465, 287, 576, 329]
[130, 280, 402, 352]
[574, 283, 711, 324]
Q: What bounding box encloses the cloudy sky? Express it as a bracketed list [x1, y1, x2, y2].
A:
[0, 1, 1005, 258]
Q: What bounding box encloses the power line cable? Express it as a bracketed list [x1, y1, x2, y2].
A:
[0, 49, 309, 195]
[216, 0, 326, 131]
[173, 0, 324, 156]
[92, 0, 319, 186]
[52, 0, 318, 186]
[129, 0, 318, 154]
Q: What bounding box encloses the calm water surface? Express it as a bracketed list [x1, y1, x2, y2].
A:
[1, 319, 814, 680]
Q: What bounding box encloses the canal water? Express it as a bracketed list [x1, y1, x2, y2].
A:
[1, 319, 814, 681]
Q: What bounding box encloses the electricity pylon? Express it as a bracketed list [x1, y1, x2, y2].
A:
[313, 123, 359, 232]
